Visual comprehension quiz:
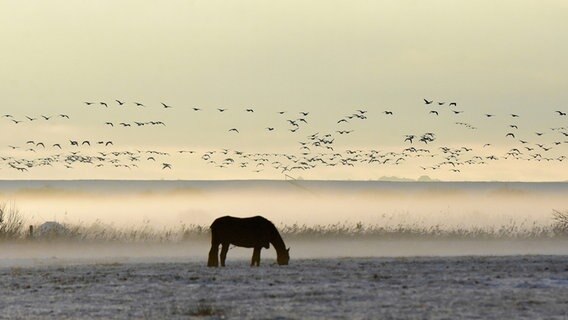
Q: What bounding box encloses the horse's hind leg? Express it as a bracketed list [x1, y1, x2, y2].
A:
[251, 247, 261, 267]
[207, 244, 219, 267]
[220, 243, 229, 267]
[207, 232, 220, 267]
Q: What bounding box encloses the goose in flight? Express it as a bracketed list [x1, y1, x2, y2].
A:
[192, 107, 201, 111]
[245, 109, 254, 112]
[161, 102, 173, 109]
[424, 99, 433, 105]
[429, 110, 439, 116]
[134, 102, 145, 107]
[59, 114, 70, 119]
[115, 100, 125, 105]
[384, 111, 393, 115]
[100, 102, 108, 107]
[556, 111, 567, 116]
[228, 128, 239, 133]
[162, 163, 172, 169]
[506, 133, 515, 138]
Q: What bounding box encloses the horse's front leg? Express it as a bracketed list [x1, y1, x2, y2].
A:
[251, 247, 261, 267]
[220, 243, 229, 267]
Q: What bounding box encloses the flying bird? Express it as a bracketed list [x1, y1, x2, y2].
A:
[228, 128, 239, 133]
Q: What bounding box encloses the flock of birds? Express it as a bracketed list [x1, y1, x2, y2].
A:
[1, 98, 567, 177]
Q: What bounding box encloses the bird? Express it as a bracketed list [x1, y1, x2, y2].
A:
[404, 135, 415, 143]
[134, 102, 145, 107]
[53, 144, 62, 149]
[59, 114, 70, 119]
[506, 133, 515, 138]
[384, 111, 393, 115]
[246, 109, 254, 113]
[115, 100, 125, 105]
[555, 111, 567, 116]
[162, 163, 172, 169]
[161, 102, 173, 109]
[485, 114, 494, 118]
[424, 99, 433, 105]
[41, 115, 51, 120]
[266, 127, 275, 131]
[228, 128, 239, 133]
[84, 102, 94, 106]
[429, 111, 439, 116]
[192, 107, 201, 111]
[100, 102, 108, 107]
[105, 122, 114, 126]
[449, 102, 457, 106]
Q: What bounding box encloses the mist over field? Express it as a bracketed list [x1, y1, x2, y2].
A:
[1, 179, 566, 230]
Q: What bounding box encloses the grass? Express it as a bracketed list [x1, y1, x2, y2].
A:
[1, 202, 568, 243]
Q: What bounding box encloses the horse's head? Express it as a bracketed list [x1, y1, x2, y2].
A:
[277, 247, 290, 265]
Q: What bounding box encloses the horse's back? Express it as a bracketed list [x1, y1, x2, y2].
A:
[210, 215, 270, 229]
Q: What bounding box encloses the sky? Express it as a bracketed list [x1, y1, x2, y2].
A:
[1, 0, 567, 181]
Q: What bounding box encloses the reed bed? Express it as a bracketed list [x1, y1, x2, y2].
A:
[1, 203, 567, 243]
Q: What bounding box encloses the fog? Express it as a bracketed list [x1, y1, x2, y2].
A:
[1, 180, 566, 230]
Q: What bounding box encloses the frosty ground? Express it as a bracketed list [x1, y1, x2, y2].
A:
[1, 251, 567, 319]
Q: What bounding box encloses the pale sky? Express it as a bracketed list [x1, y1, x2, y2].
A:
[1, 0, 567, 181]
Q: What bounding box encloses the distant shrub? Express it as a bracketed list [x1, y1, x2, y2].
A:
[0, 202, 25, 240]
[552, 210, 568, 234]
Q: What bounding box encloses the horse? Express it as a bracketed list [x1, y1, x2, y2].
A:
[207, 216, 290, 267]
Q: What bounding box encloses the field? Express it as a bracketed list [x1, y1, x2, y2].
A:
[0, 239, 568, 319]
[1, 253, 567, 319]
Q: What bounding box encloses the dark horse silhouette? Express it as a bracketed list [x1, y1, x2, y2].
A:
[207, 216, 290, 267]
